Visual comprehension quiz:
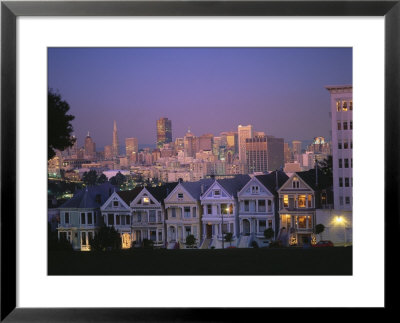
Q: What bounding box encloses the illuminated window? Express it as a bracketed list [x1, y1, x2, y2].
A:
[283, 195, 289, 208]
[143, 197, 150, 204]
[308, 216, 312, 228]
[307, 195, 312, 207]
[286, 215, 291, 229]
[342, 101, 348, 111]
[336, 101, 341, 111]
[298, 195, 306, 208]
[343, 140, 348, 149]
[64, 213, 69, 224]
[298, 216, 306, 228]
[350, 101, 353, 110]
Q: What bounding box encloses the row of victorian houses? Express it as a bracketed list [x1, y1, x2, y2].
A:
[56, 169, 337, 251]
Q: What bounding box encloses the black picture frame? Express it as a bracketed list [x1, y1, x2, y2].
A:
[1, 0, 397, 321]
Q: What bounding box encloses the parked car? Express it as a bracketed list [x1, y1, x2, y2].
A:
[313, 240, 334, 247]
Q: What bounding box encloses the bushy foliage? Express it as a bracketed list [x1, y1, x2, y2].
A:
[110, 172, 127, 187]
[89, 225, 121, 251]
[82, 170, 98, 186]
[185, 234, 196, 247]
[251, 241, 259, 248]
[224, 232, 233, 246]
[48, 89, 76, 160]
[142, 239, 154, 249]
[264, 228, 274, 240]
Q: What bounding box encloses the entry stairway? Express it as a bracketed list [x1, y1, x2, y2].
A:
[167, 241, 178, 249]
[200, 238, 211, 249]
[237, 235, 251, 248]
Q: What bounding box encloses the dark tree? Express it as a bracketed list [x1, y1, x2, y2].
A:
[110, 172, 127, 186]
[264, 228, 274, 240]
[224, 232, 233, 246]
[185, 234, 197, 247]
[315, 224, 325, 241]
[82, 170, 98, 186]
[97, 174, 108, 184]
[48, 89, 76, 160]
[89, 225, 122, 251]
[316, 155, 333, 181]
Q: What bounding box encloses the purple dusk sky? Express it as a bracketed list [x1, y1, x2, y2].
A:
[48, 47, 352, 149]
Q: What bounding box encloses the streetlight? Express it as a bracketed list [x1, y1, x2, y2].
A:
[335, 216, 346, 246]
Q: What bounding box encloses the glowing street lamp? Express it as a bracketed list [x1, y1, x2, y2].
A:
[335, 216, 346, 246]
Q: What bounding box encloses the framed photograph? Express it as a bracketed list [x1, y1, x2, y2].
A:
[1, 0, 397, 320]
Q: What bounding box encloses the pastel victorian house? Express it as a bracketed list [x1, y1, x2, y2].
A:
[130, 183, 177, 247]
[200, 175, 250, 249]
[237, 171, 288, 247]
[277, 169, 331, 246]
[100, 187, 142, 249]
[164, 179, 213, 248]
[57, 182, 116, 251]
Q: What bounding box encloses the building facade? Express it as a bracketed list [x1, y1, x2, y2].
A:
[157, 117, 172, 148]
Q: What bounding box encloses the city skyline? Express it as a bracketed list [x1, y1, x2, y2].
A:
[48, 47, 352, 148]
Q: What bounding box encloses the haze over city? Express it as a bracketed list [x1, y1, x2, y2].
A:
[48, 47, 352, 148]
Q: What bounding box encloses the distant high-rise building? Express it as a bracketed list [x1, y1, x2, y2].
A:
[184, 129, 196, 158]
[84, 132, 96, 159]
[266, 136, 284, 171]
[198, 134, 213, 151]
[326, 84, 352, 210]
[156, 117, 172, 148]
[125, 137, 138, 161]
[221, 131, 238, 154]
[112, 120, 119, 157]
[307, 136, 331, 155]
[246, 136, 268, 173]
[284, 142, 292, 163]
[238, 125, 254, 164]
[174, 138, 184, 152]
[292, 140, 302, 155]
[104, 145, 113, 160]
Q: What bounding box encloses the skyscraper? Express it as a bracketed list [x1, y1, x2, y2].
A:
[238, 125, 254, 164]
[112, 120, 119, 157]
[246, 136, 268, 173]
[326, 85, 353, 210]
[84, 132, 96, 159]
[266, 135, 284, 171]
[156, 117, 172, 148]
[125, 138, 138, 161]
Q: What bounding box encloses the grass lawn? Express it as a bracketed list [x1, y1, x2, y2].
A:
[48, 247, 352, 275]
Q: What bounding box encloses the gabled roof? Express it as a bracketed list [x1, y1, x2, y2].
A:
[116, 187, 143, 205]
[146, 182, 179, 202]
[256, 170, 289, 195]
[180, 178, 215, 200]
[296, 169, 332, 191]
[59, 182, 117, 209]
[216, 174, 251, 197]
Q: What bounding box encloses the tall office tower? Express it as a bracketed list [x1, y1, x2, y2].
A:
[284, 142, 292, 163]
[266, 135, 284, 171]
[184, 129, 196, 158]
[221, 131, 238, 154]
[198, 133, 214, 151]
[112, 120, 119, 157]
[104, 145, 113, 160]
[292, 140, 302, 155]
[246, 136, 268, 173]
[156, 117, 172, 148]
[174, 138, 184, 152]
[84, 132, 96, 159]
[238, 125, 254, 164]
[326, 85, 353, 210]
[125, 137, 138, 160]
[307, 136, 331, 155]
